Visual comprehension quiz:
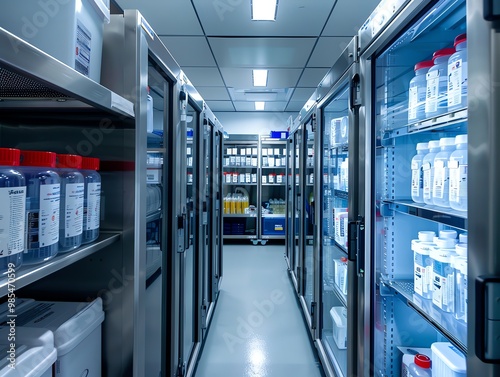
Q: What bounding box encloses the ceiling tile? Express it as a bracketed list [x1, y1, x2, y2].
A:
[307, 37, 353, 68]
[290, 88, 317, 102]
[286, 101, 307, 112]
[233, 102, 287, 112]
[219, 68, 303, 88]
[192, 0, 333, 37]
[180, 68, 225, 87]
[115, 0, 203, 36]
[159, 37, 216, 67]
[205, 101, 235, 112]
[195, 87, 231, 101]
[297, 68, 330, 87]
[209, 38, 316, 68]
[323, 0, 380, 37]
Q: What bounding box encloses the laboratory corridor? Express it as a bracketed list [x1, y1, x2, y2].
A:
[194, 244, 325, 377]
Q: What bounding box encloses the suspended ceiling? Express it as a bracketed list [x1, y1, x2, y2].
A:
[113, 0, 380, 112]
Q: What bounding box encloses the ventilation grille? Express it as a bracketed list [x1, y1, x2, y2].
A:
[0, 67, 70, 99]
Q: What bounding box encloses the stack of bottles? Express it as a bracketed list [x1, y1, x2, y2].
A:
[223, 193, 250, 215]
[412, 229, 468, 322]
[411, 135, 467, 211]
[0, 148, 101, 275]
[408, 33, 467, 124]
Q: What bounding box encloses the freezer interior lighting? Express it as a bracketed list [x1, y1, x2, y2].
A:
[253, 70, 268, 86]
[255, 102, 265, 110]
[252, 0, 278, 21]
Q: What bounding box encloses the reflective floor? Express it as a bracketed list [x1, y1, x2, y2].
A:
[194, 244, 325, 377]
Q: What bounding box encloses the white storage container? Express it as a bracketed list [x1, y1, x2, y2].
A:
[0, 0, 110, 83]
[431, 342, 466, 377]
[329, 306, 347, 349]
[0, 327, 56, 377]
[0, 298, 104, 377]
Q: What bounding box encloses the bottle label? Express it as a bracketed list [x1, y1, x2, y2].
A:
[433, 261, 454, 311]
[449, 161, 467, 203]
[408, 86, 418, 120]
[433, 160, 447, 199]
[26, 184, 60, 249]
[75, 21, 92, 77]
[0, 187, 26, 256]
[63, 183, 84, 237]
[411, 164, 424, 198]
[448, 59, 467, 107]
[85, 182, 101, 231]
[422, 162, 432, 200]
[426, 70, 440, 113]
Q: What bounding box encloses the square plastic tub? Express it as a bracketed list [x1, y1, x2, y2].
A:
[0, 327, 57, 377]
[0, 298, 104, 377]
[431, 342, 466, 377]
[262, 217, 285, 235]
[329, 306, 347, 349]
[0, 0, 110, 83]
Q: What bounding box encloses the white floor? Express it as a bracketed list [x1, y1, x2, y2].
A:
[194, 244, 325, 377]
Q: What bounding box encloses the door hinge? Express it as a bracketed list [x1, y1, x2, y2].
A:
[311, 301, 317, 330]
[177, 214, 186, 253]
[176, 361, 186, 377]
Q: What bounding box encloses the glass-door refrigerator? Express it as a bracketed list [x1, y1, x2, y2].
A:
[314, 37, 363, 377]
[359, 0, 499, 375]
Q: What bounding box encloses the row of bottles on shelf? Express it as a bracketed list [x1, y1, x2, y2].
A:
[412, 229, 467, 322]
[262, 155, 286, 167]
[0, 148, 101, 274]
[224, 155, 258, 167]
[224, 172, 257, 184]
[411, 135, 467, 211]
[263, 198, 286, 215]
[223, 193, 250, 215]
[226, 147, 257, 156]
[408, 33, 467, 123]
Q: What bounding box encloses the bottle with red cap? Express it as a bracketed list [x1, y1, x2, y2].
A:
[81, 157, 101, 244]
[0, 148, 26, 273]
[448, 33, 467, 112]
[425, 47, 456, 118]
[408, 60, 434, 123]
[408, 354, 432, 377]
[19, 150, 60, 265]
[56, 154, 84, 253]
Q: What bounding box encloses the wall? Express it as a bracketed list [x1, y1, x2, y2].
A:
[214, 112, 296, 136]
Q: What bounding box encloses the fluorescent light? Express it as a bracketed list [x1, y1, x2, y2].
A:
[252, 69, 268, 87]
[255, 102, 265, 110]
[252, 0, 278, 21]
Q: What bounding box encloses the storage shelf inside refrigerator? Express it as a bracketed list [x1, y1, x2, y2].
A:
[0, 232, 121, 297]
[383, 278, 467, 354]
[384, 200, 467, 230]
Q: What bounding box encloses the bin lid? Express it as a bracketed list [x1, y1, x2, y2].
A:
[431, 342, 466, 372]
[1, 298, 104, 357]
[0, 327, 57, 377]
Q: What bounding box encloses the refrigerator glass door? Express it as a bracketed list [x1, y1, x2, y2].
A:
[368, 0, 467, 375]
[286, 137, 294, 271]
[319, 81, 350, 377]
[202, 120, 212, 319]
[212, 128, 223, 301]
[291, 127, 303, 292]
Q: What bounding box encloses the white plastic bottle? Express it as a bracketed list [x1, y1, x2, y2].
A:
[56, 154, 84, 253]
[422, 140, 441, 205]
[408, 354, 432, 377]
[432, 137, 456, 207]
[0, 148, 26, 273]
[431, 238, 458, 313]
[411, 143, 429, 203]
[454, 257, 468, 323]
[19, 150, 60, 265]
[408, 60, 434, 123]
[448, 34, 467, 112]
[425, 48, 455, 118]
[81, 157, 101, 244]
[412, 230, 436, 299]
[449, 135, 467, 211]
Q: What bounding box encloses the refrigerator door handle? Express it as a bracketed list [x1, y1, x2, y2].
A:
[349, 73, 361, 110]
[348, 216, 365, 276]
[475, 275, 500, 362]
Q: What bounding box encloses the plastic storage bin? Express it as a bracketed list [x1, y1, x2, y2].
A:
[329, 306, 347, 349]
[0, 148, 26, 274]
[270, 131, 289, 139]
[262, 217, 285, 235]
[19, 151, 60, 265]
[0, 327, 57, 377]
[431, 342, 466, 377]
[0, 0, 110, 83]
[0, 298, 105, 377]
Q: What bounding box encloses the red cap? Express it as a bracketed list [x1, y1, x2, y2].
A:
[432, 48, 455, 61]
[340, 257, 348, 263]
[57, 154, 82, 169]
[0, 148, 21, 166]
[414, 354, 431, 369]
[81, 157, 100, 171]
[20, 150, 57, 168]
[454, 33, 466, 46]
[414, 60, 434, 71]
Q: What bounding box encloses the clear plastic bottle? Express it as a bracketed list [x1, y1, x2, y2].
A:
[431, 238, 458, 313]
[408, 60, 434, 123]
[454, 256, 468, 323]
[408, 354, 432, 377]
[411, 142, 429, 203]
[81, 157, 101, 244]
[19, 150, 60, 265]
[422, 140, 441, 205]
[449, 134, 467, 211]
[412, 231, 436, 299]
[0, 148, 26, 273]
[425, 48, 455, 118]
[56, 154, 84, 253]
[448, 34, 467, 112]
[432, 137, 456, 207]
